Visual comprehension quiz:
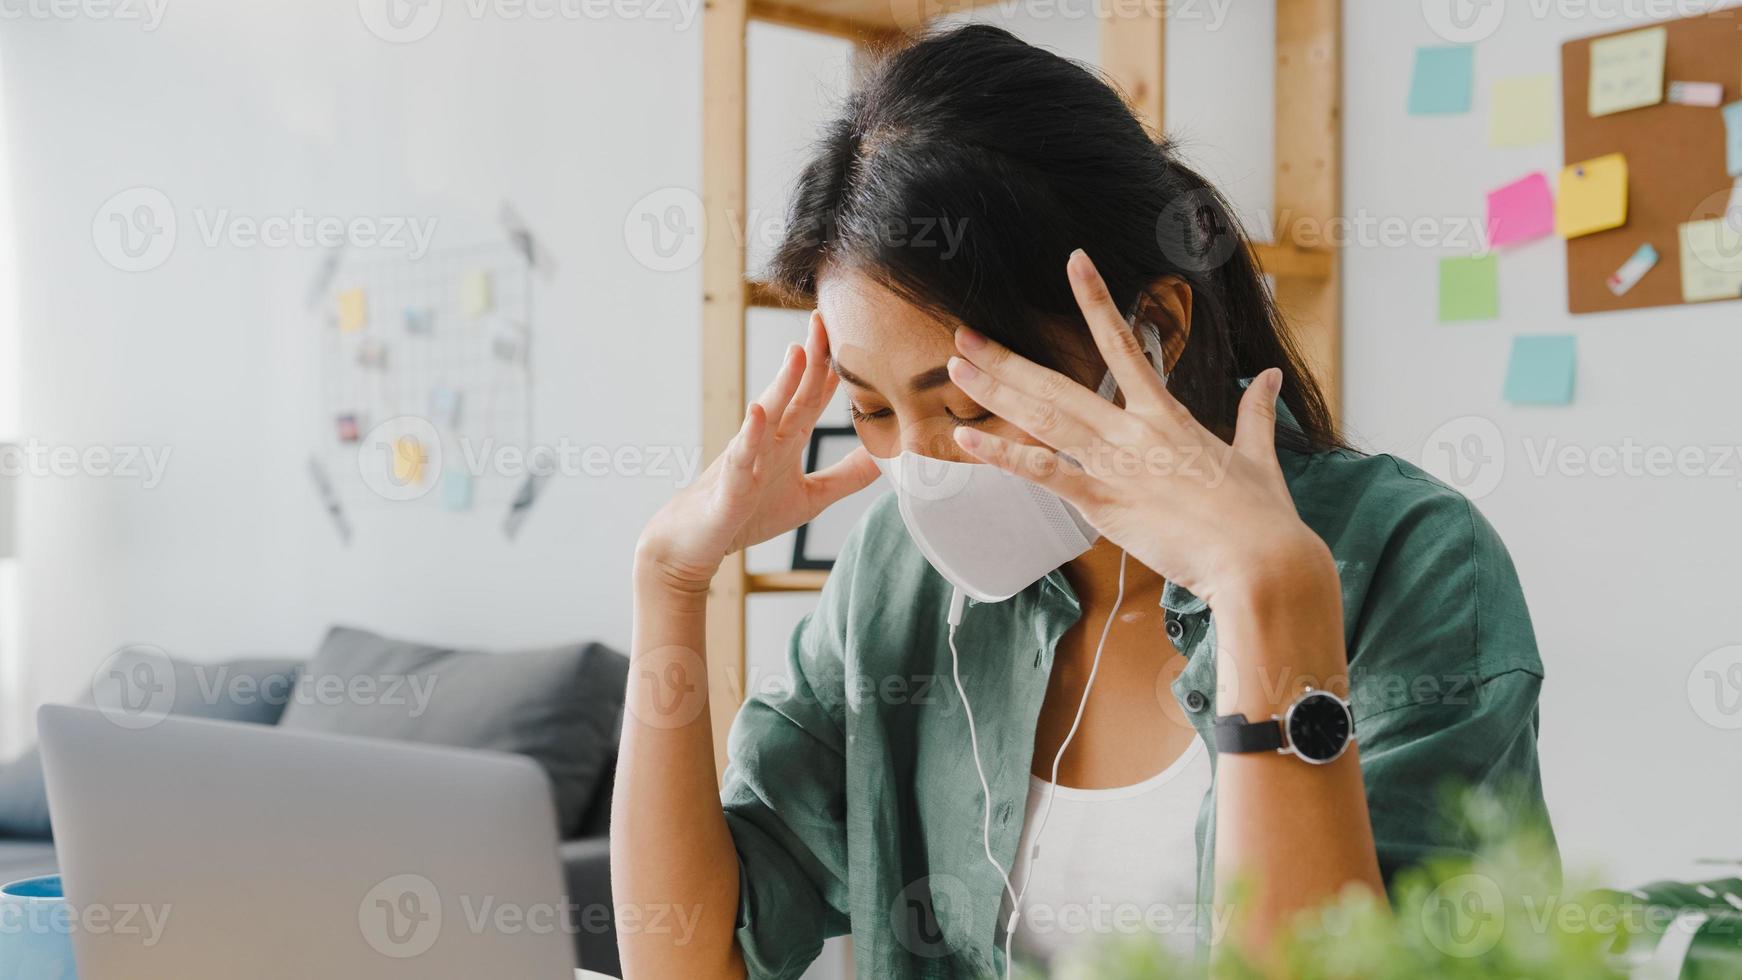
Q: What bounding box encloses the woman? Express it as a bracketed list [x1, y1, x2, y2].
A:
[614, 24, 1552, 980]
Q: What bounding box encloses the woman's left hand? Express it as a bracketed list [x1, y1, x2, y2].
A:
[945, 249, 1334, 612]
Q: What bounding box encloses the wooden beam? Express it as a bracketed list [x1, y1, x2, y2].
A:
[703, 0, 751, 780]
[1252, 241, 1334, 282]
[746, 570, 831, 593]
[748, 0, 903, 46]
[1274, 0, 1343, 416]
[1099, 2, 1166, 132]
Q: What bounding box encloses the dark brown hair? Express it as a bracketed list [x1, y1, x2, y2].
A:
[767, 23, 1342, 453]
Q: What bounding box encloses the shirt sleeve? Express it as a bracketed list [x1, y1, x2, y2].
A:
[1344, 484, 1557, 888]
[719, 526, 861, 979]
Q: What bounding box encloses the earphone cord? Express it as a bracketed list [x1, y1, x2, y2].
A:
[947, 549, 1129, 980]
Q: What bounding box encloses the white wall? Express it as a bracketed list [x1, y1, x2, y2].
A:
[1345, 0, 1742, 888]
[2, 0, 1735, 959]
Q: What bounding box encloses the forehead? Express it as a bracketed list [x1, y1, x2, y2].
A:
[816, 269, 957, 373]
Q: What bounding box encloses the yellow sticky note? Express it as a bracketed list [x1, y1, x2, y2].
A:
[1589, 26, 1666, 117]
[460, 269, 492, 317]
[1556, 154, 1628, 239]
[1679, 219, 1742, 303]
[1490, 75, 1555, 147]
[392, 435, 427, 486]
[337, 288, 368, 333]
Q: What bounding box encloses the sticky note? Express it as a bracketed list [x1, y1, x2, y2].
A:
[461, 269, 493, 316]
[442, 470, 473, 511]
[1504, 336, 1576, 406]
[1588, 26, 1666, 117]
[392, 435, 427, 486]
[1486, 173, 1555, 249]
[1489, 76, 1555, 147]
[1439, 255, 1499, 322]
[1723, 103, 1742, 177]
[1556, 154, 1628, 239]
[1668, 81, 1724, 107]
[1607, 243, 1658, 296]
[429, 387, 462, 427]
[1409, 46, 1475, 116]
[338, 288, 368, 333]
[357, 339, 388, 370]
[1679, 219, 1742, 302]
[335, 413, 362, 443]
[404, 307, 434, 334]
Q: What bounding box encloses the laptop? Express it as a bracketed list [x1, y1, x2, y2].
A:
[37, 704, 580, 979]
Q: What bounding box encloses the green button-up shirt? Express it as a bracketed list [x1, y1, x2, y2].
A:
[720, 418, 1553, 979]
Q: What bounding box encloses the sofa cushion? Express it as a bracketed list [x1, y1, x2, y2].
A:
[0, 655, 301, 840]
[277, 626, 628, 838]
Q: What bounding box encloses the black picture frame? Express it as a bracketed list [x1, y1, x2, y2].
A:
[791, 426, 866, 571]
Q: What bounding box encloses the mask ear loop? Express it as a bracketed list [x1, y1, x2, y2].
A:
[946, 549, 1130, 980]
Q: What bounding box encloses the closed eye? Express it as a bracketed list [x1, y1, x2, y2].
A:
[947, 408, 994, 426]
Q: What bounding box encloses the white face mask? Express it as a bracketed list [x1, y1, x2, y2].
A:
[871, 320, 1167, 603]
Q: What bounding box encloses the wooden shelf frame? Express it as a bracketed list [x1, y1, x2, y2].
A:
[703, 1, 1344, 778]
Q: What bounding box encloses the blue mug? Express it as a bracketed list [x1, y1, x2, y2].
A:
[0, 875, 77, 979]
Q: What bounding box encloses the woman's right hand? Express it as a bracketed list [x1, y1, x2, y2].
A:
[636, 312, 881, 593]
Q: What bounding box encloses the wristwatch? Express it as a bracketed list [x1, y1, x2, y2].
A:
[1213, 686, 1355, 765]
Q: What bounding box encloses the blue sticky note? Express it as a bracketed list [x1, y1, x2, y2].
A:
[1503, 335, 1577, 406]
[1409, 46, 1475, 116]
[442, 469, 473, 511]
[1723, 102, 1742, 177]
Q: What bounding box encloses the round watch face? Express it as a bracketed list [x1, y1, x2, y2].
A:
[1285, 691, 1352, 763]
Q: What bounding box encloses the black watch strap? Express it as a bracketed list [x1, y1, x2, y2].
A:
[1212, 712, 1284, 754]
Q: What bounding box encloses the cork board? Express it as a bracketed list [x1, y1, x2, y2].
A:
[1562, 10, 1742, 314]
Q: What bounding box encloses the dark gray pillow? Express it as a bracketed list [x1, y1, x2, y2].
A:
[0, 656, 302, 840]
[276, 626, 628, 839]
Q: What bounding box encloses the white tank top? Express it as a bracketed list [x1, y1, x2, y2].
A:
[999, 736, 1213, 968]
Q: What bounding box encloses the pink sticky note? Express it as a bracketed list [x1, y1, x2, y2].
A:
[1486, 173, 1555, 249]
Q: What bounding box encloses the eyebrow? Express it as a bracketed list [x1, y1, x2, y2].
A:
[831, 356, 953, 395]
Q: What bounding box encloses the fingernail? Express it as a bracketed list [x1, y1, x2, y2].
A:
[955, 427, 981, 449]
[947, 356, 979, 381]
[1266, 368, 1283, 395]
[1068, 249, 1091, 277]
[956, 328, 987, 351]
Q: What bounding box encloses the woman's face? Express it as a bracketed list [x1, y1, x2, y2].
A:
[818, 269, 1046, 463]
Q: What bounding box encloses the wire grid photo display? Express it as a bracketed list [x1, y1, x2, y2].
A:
[318, 242, 534, 512]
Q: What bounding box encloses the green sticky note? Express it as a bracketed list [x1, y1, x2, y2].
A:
[1439, 255, 1499, 322]
[1504, 335, 1577, 406]
[1409, 46, 1475, 116]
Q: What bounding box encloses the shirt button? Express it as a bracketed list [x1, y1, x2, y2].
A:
[1184, 690, 1208, 713]
[1165, 618, 1186, 641]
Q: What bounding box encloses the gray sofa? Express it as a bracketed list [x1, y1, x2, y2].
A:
[0, 628, 628, 977]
